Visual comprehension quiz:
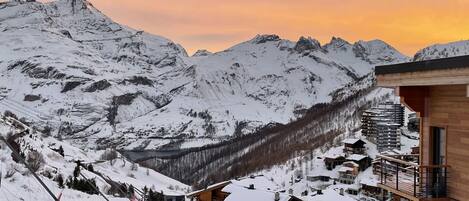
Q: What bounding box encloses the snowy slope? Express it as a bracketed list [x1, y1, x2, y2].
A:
[413, 40, 469, 61]
[0, 0, 408, 150]
[0, 116, 189, 201]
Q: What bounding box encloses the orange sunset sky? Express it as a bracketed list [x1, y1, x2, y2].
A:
[86, 0, 469, 56]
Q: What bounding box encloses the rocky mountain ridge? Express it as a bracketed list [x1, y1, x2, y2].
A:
[0, 0, 433, 151]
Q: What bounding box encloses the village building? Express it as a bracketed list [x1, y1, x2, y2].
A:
[407, 113, 420, 132]
[338, 161, 359, 184]
[360, 182, 382, 200]
[306, 175, 332, 182]
[338, 167, 357, 185]
[375, 55, 469, 200]
[323, 154, 346, 170]
[186, 181, 230, 201]
[187, 176, 302, 201]
[342, 138, 366, 155]
[345, 154, 372, 171]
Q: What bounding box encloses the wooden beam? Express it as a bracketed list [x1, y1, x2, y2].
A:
[467, 84, 469, 97]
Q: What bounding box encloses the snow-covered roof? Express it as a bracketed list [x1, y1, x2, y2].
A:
[346, 154, 368, 161]
[233, 176, 281, 191]
[222, 183, 292, 201]
[308, 189, 355, 201]
[187, 180, 231, 196]
[343, 161, 359, 167]
[342, 138, 362, 144]
[338, 166, 353, 173]
[358, 167, 379, 187]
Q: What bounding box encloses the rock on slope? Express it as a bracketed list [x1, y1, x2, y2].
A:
[0, 0, 408, 150]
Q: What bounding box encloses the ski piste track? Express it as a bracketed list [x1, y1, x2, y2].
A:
[0, 97, 57, 124]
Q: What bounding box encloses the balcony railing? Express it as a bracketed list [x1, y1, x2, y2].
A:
[376, 155, 450, 200]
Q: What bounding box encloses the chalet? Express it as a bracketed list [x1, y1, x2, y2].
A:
[346, 154, 372, 171]
[343, 138, 366, 155]
[306, 175, 332, 182]
[338, 161, 359, 184]
[323, 154, 346, 170]
[375, 55, 469, 200]
[360, 182, 382, 200]
[186, 181, 230, 201]
[346, 187, 359, 195]
[338, 167, 356, 185]
[188, 176, 303, 201]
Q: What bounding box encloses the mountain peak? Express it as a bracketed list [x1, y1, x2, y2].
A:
[413, 40, 469, 61]
[192, 49, 213, 57]
[294, 36, 322, 52]
[251, 34, 281, 44]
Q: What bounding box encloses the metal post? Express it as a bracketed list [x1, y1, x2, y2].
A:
[413, 166, 417, 197]
[396, 162, 399, 190]
[380, 158, 383, 184]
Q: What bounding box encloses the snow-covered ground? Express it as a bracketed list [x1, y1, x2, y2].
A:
[0, 116, 189, 201]
[239, 126, 418, 201]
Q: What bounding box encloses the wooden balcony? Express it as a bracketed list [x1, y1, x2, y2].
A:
[376, 155, 450, 201]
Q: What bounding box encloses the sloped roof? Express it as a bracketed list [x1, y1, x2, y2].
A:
[346, 154, 368, 161]
[343, 138, 365, 145]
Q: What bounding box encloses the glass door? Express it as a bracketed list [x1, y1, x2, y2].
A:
[430, 127, 446, 197]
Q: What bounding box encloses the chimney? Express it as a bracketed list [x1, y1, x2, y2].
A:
[274, 192, 280, 201]
[339, 188, 344, 196]
[288, 189, 293, 195]
[248, 184, 254, 189]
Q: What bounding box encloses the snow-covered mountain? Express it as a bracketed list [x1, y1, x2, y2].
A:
[413, 40, 469, 61]
[0, 0, 409, 150]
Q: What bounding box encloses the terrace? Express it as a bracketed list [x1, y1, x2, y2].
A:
[376, 155, 450, 201]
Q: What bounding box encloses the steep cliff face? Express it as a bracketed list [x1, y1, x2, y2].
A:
[0, 0, 409, 150]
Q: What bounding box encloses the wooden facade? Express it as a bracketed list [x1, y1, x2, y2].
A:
[376, 55, 469, 201]
[187, 181, 230, 201]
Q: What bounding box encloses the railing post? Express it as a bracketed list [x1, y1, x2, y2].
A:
[396, 162, 399, 190]
[380, 157, 383, 184]
[414, 166, 417, 197]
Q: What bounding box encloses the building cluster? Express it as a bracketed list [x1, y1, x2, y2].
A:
[322, 139, 372, 185]
[361, 102, 404, 152]
[187, 176, 302, 201]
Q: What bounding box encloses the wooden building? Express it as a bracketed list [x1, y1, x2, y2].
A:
[343, 138, 366, 155]
[338, 162, 359, 184]
[187, 181, 230, 201]
[375, 55, 469, 200]
[346, 154, 372, 171]
[323, 154, 346, 170]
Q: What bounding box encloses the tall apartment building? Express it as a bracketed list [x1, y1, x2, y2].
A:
[361, 102, 404, 152]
